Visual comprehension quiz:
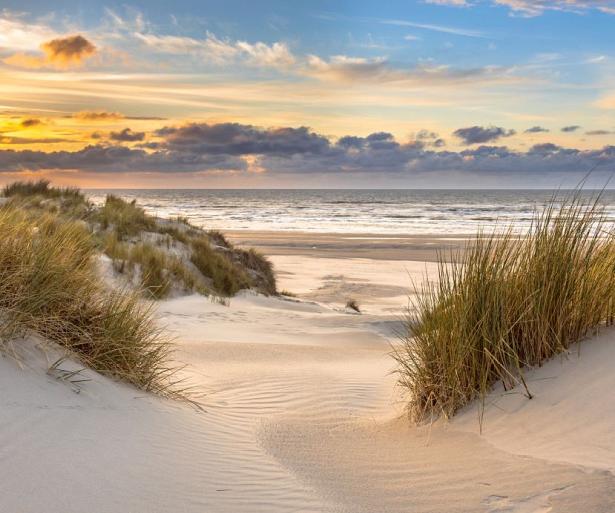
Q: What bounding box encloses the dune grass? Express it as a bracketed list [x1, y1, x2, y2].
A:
[393, 191, 615, 423]
[97, 194, 155, 239]
[102, 232, 201, 298]
[3, 179, 90, 219]
[0, 206, 178, 396]
[190, 237, 252, 296]
[3, 179, 84, 201]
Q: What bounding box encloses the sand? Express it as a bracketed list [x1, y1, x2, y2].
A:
[1, 233, 614, 512]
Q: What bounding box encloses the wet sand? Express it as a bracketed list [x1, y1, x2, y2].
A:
[226, 230, 473, 261]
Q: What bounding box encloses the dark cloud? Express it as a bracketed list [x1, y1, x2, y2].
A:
[74, 111, 124, 121]
[432, 138, 446, 148]
[4, 34, 97, 70]
[0, 145, 244, 173]
[0, 122, 613, 179]
[156, 123, 330, 156]
[561, 125, 581, 133]
[454, 125, 516, 144]
[416, 130, 439, 140]
[524, 126, 549, 133]
[20, 118, 43, 128]
[586, 130, 613, 136]
[110, 128, 146, 142]
[41, 35, 96, 66]
[71, 111, 166, 121]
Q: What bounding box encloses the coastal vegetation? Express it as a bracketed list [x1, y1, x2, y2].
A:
[0, 180, 276, 394]
[394, 191, 615, 422]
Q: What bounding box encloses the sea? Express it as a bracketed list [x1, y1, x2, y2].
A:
[86, 189, 615, 235]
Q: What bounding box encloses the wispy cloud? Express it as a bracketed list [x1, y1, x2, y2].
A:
[380, 18, 487, 38]
[494, 0, 615, 17]
[425, 0, 471, 6]
[304, 54, 514, 86]
[134, 31, 295, 69]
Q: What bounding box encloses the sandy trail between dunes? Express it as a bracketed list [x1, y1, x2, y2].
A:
[1, 252, 615, 512]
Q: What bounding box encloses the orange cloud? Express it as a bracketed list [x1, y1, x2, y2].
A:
[20, 118, 43, 128]
[73, 110, 125, 121]
[3, 34, 96, 70]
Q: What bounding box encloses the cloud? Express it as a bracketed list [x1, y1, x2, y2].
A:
[0, 15, 57, 51]
[20, 118, 43, 128]
[0, 145, 245, 173]
[110, 128, 145, 142]
[561, 125, 581, 132]
[425, 0, 470, 5]
[493, 0, 615, 16]
[586, 130, 613, 135]
[304, 54, 511, 85]
[454, 125, 516, 144]
[380, 18, 487, 38]
[236, 41, 295, 68]
[155, 122, 330, 156]
[525, 126, 549, 133]
[134, 31, 295, 69]
[71, 111, 165, 122]
[73, 111, 125, 121]
[0, 123, 612, 180]
[0, 136, 68, 145]
[3, 34, 96, 70]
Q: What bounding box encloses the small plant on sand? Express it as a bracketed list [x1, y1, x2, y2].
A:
[346, 299, 361, 313]
[393, 191, 615, 423]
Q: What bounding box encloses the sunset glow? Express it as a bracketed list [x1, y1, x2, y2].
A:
[1, 0, 614, 187]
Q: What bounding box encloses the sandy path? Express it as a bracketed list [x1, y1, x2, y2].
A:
[1, 251, 614, 512]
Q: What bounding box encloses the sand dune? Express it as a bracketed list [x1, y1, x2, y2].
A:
[1, 252, 614, 512]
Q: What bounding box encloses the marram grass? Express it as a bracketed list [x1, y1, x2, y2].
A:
[393, 191, 615, 423]
[0, 206, 180, 397]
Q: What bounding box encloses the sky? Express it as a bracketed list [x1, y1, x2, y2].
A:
[0, 0, 614, 188]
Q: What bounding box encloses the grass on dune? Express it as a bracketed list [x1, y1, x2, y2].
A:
[3, 179, 90, 219]
[96, 194, 155, 239]
[0, 206, 179, 396]
[99, 195, 276, 298]
[3, 179, 84, 201]
[189, 237, 252, 296]
[393, 191, 615, 423]
[102, 232, 201, 298]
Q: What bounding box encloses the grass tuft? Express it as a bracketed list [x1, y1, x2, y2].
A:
[346, 299, 361, 313]
[0, 206, 178, 396]
[96, 195, 155, 239]
[393, 191, 615, 423]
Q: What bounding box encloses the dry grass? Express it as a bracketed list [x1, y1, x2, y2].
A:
[3, 179, 90, 219]
[96, 194, 155, 239]
[346, 299, 361, 313]
[190, 237, 251, 296]
[393, 191, 615, 423]
[3, 179, 83, 201]
[102, 232, 201, 298]
[0, 206, 179, 396]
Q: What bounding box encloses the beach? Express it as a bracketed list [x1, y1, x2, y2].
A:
[2, 230, 614, 513]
